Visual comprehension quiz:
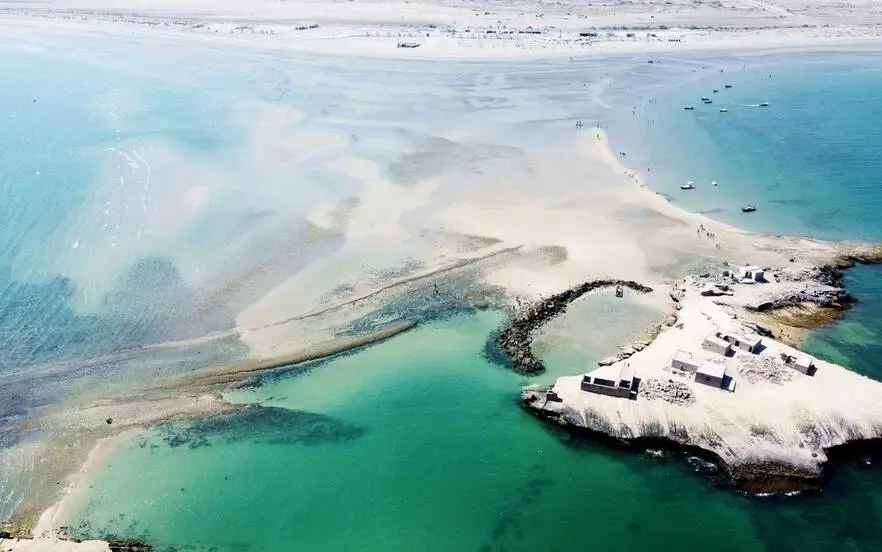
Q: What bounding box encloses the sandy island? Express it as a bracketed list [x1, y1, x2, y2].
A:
[521, 263, 882, 493]
[2, 0, 882, 548]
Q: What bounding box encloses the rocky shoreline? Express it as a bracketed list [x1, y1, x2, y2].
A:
[522, 386, 881, 494]
[518, 261, 882, 495]
[494, 279, 653, 375]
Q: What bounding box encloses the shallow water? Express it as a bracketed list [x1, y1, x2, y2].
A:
[68, 311, 882, 552]
[66, 312, 760, 552]
[3, 31, 882, 552]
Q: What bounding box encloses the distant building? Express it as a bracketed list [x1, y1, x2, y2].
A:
[702, 334, 732, 356]
[695, 360, 735, 391]
[581, 363, 635, 399]
[671, 350, 700, 372]
[736, 265, 765, 283]
[715, 331, 761, 354]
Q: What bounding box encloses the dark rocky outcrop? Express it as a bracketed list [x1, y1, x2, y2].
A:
[495, 280, 653, 375]
[108, 539, 153, 552]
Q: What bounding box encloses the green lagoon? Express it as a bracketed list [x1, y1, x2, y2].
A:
[66, 310, 882, 552]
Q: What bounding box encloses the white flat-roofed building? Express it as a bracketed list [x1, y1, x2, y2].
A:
[695, 360, 733, 391]
[702, 334, 732, 356]
[671, 350, 701, 372]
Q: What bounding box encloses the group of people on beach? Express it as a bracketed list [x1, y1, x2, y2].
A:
[698, 224, 722, 249]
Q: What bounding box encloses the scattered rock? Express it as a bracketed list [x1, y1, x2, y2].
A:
[736, 354, 793, 385]
[638, 378, 696, 406]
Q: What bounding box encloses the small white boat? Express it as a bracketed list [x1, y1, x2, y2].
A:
[684, 105, 695, 110]
[700, 96, 710, 101]
[681, 181, 695, 190]
[741, 205, 756, 213]
[719, 108, 728, 112]
[725, 84, 733, 88]
[711, 180, 718, 186]
[760, 102, 769, 107]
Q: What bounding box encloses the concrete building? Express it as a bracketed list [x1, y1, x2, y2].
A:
[695, 360, 736, 391]
[581, 363, 636, 399]
[671, 350, 701, 372]
[702, 334, 733, 356]
[784, 354, 816, 375]
[736, 265, 765, 283]
[715, 331, 762, 354]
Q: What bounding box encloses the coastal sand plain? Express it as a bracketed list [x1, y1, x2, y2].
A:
[1, 0, 881, 548]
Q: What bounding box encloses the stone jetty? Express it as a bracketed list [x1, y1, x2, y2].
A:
[495, 279, 653, 375]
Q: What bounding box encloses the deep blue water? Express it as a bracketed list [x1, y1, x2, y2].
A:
[610, 55, 882, 241]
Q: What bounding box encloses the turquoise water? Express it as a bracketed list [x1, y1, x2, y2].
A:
[804, 263, 882, 381]
[67, 312, 882, 552]
[609, 56, 882, 240]
[1, 35, 881, 551]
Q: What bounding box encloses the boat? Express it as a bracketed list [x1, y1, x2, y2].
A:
[397, 42, 421, 48]
[760, 102, 769, 107]
[741, 205, 756, 213]
[684, 105, 695, 110]
[700, 96, 710, 101]
[713, 89, 719, 93]
[711, 180, 718, 186]
[725, 84, 733, 88]
[719, 108, 728, 113]
[702, 99, 713, 104]
[681, 181, 695, 190]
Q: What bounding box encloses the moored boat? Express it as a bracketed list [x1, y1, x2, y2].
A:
[741, 204, 756, 213]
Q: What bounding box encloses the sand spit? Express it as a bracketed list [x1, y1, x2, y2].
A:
[496, 279, 653, 375]
[173, 320, 417, 388]
[522, 266, 882, 493]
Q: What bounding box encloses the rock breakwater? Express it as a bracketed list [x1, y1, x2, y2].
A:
[494, 279, 653, 375]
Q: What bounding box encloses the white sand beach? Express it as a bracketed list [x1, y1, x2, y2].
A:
[1, 0, 881, 547]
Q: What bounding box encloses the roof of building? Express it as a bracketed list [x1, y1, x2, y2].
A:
[703, 334, 731, 349]
[618, 363, 634, 383]
[724, 332, 761, 347]
[741, 334, 762, 347]
[673, 350, 693, 363]
[795, 355, 814, 367]
[698, 360, 727, 379]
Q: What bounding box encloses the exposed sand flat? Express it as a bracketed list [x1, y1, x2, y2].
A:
[523, 272, 882, 489]
[3, 0, 882, 542]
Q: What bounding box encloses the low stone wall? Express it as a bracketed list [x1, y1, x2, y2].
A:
[495, 279, 653, 375]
